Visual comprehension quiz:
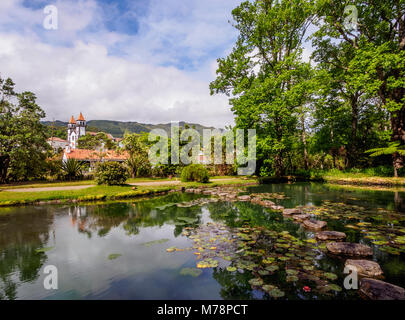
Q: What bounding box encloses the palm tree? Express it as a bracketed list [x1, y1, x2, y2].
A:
[60, 159, 84, 180]
[366, 142, 405, 177]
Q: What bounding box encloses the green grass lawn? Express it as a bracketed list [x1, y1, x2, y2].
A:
[0, 177, 257, 206]
[322, 175, 405, 186]
[0, 176, 241, 190]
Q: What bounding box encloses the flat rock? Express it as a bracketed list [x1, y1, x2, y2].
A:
[303, 219, 327, 230]
[270, 205, 284, 210]
[326, 242, 373, 256]
[237, 195, 251, 201]
[260, 200, 276, 207]
[293, 214, 311, 222]
[316, 231, 346, 241]
[360, 278, 405, 300]
[345, 259, 383, 277]
[283, 208, 302, 215]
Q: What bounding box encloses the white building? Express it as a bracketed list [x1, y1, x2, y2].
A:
[67, 112, 86, 149]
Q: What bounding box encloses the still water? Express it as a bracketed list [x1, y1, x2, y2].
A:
[0, 182, 404, 300]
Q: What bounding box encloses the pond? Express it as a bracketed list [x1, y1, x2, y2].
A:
[0, 182, 405, 300]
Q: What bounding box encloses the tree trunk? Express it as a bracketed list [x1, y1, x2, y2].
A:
[393, 152, 403, 178]
[301, 115, 309, 170]
[0, 155, 10, 184]
[348, 94, 359, 168]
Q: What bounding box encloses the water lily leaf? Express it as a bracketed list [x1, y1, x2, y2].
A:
[180, 268, 202, 277]
[166, 246, 177, 252]
[324, 272, 338, 280]
[258, 270, 271, 276]
[248, 278, 263, 286]
[108, 253, 122, 260]
[286, 269, 299, 276]
[269, 288, 285, 298]
[35, 247, 54, 254]
[155, 203, 177, 210]
[177, 217, 198, 223]
[266, 265, 279, 272]
[326, 284, 342, 292]
[141, 239, 169, 247]
[226, 266, 237, 272]
[286, 275, 299, 282]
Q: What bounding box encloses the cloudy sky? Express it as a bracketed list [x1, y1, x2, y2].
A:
[0, 0, 242, 127]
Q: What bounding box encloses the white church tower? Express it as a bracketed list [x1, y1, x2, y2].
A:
[67, 113, 86, 150]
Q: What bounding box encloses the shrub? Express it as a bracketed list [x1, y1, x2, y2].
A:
[60, 159, 84, 181]
[95, 162, 129, 185]
[181, 164, 209, 183]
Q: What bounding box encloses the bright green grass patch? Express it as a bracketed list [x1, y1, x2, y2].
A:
[0, 178, 258, 207]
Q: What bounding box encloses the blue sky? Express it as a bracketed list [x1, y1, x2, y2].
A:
[0, 0, 241, 127]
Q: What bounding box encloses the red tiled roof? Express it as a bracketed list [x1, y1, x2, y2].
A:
[48, 137, 68, 142]
[87, 131, 114, 140]
[69, 115, 76, 124]
[77, 112, 85, 121]
[64, 149, 129, 161]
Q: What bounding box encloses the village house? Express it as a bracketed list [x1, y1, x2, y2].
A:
[48, 113, 129, 171]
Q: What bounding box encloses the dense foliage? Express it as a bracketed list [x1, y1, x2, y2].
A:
[95, 162, 129, 185]
[181, 164, 210, 183]
[211, 0, 405, 177]
[0, 76, 50, 182]
[59, 159, 84, 181]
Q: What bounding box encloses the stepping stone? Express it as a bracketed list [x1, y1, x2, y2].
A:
[283, 208, 302, 215]
[326, 242, 373, 256]
[185, 189, 195, 193]
[303, 219, 327, 230]
[270, 205, 284, 210]
[345, 259, 383, 277]
[260, 200, 276, 207]
[360, 278, 405, 300]
[293, 214, 311, 222]
[316, 231, 346, 241]
[237, 195, 251, 201]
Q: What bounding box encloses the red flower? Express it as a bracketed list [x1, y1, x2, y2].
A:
[303, 286, 311, 292]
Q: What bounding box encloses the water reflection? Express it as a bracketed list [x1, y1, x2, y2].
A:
[0, 183, 404, 300]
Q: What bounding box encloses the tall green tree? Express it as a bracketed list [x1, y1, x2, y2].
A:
[0, 76, 50, 183]
[210, 0, 315, 176]
[313, 0, 405, 174]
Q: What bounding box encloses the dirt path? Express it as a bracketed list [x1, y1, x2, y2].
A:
[1, 178, 240, 193]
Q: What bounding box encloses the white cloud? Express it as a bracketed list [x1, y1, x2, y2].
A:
[0, 0, 239, 128]
[0, 32, 232, 127]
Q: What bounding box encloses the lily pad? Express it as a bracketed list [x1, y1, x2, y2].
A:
[248, 278, 263, 286]
[141, 239, 169, 247]
[226, 266, 237, 272]
[180, 267, 203, 277]
[108, 253, 122, 260]
[324, 272, 338, 280]
[269, 288, 285, 298]
[35, 247, 54, 254]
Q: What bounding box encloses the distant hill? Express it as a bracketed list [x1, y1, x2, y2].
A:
[42, 120, 221, 138]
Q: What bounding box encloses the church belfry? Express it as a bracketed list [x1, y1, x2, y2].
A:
[67, 113, 87, 150]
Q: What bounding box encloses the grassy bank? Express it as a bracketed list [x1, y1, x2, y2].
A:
[322, 175, 405, 186]
[0, 177, 257, 207]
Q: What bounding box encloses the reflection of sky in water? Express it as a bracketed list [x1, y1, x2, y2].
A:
[0, 183, 405, 300]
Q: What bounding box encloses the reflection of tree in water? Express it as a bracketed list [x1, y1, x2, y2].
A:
[68, 193, 205, 238]
[0, 207, 54, 300]
[208, 201, 300, 235]
[212, 268, 254, 300]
